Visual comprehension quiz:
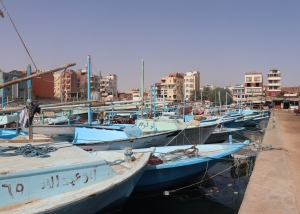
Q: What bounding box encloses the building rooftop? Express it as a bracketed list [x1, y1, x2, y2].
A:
[245, 72, 262, 75]
[168, 73, 184, 78]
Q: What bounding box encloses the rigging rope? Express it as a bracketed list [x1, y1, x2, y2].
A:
[0, 0, 38, 71]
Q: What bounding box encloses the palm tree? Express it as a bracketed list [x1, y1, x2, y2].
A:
[202, 86, 211, 101]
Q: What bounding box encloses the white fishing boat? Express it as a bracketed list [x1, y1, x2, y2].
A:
[72, 124, 181, 151]
[136, 118, 218, 145]
[0, 142, 154, 213]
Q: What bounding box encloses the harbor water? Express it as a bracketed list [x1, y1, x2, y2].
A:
[115, 121, 267, 214]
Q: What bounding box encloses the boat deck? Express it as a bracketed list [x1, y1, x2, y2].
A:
[92, 150, 146, 175]
[240, 110, 300, 214]
[0, 141, 102, 175]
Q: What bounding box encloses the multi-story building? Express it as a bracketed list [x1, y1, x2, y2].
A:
[149, 83, 162, 101]
[31, 72, 54, 99]
[61, 70, 81, 100]
[17, 70, 54, 99]
[267, 68, 281, 96]
[184, 71, 200, 100]
[0, 69, 27, 99]
[232, 84, 246, 102]
[19, 71, 54, 99]
[161, 73, 184, 102]
[100, 74, 117, 99]
[244, 72, 263, 97]
[281, 86, 300, 94]
[53, 73, 62, 99]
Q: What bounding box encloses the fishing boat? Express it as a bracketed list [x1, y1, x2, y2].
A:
[223, 116, 253, 128]
[0, 142, 154, 213]
[243, 114, 269, 127]
[72, 124, 181, 151]
[136, 118, 218, 145]
[204, 127, 243, 144]
[0, 129, 26, 139]
[0, 114, 18, 128]
[134, 139, 250, 192]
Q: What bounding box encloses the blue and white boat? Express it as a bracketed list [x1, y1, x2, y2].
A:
[136, 118, 218, 145]
[72, 124, 181, 151]
[243, 114, 269, 127]
[0, 129, 27, 139]
[223, 117, 253, 128]
[134, 139, 250, 192]
[0, 142, 154, 213]
[204, 127, 243, 144]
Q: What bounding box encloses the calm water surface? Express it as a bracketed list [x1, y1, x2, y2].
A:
[115, 122, 267, 214]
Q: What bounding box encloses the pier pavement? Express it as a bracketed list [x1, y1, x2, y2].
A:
[239, 109, 300, 214]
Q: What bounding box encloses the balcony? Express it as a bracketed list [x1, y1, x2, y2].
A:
[268, 83, 281, 86]
[268, 73, 281, 77]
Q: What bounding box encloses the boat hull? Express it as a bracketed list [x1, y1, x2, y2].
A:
[134, 159, 219, 192]
[0, 144, 153, 214]
[204, 128, 241, 144]
[21, 124, 76, 135]
[74, 130, 181, 151]
[135, 142, 250, 192]
[169, 124, 217, 145]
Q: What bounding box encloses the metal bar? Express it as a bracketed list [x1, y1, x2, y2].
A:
[27, 65, 32, 100]
[1, 80, 4, 108]
[42, 110, 44, 124]
[87, 55, 92, 125]
[0, 100, 103, 113]
[140, 60, 144, 118]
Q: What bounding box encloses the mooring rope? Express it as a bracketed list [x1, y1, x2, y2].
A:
[0, 144, 57, 158]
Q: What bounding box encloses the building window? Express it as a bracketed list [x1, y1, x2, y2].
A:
[254, 77, 261, 81]
[247, 83, 251, 87]
[255, 83, 260, 87]
[7, 88, 11, 91]
[5, 76, 8, 80]
[246, 77, 252, 82]
[19, 88, 24, 92]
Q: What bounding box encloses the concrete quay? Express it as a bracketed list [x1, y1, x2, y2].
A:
[239, 109, 300, 214]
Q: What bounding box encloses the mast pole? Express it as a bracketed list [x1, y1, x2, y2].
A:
[140, 60, 144, 118]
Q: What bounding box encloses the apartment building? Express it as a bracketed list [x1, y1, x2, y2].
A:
[149, 83, 162, 101]
[100, 74, 117, 98]
[232, 84, 246, 102]
[267, 68, 281, 96]
[184, 71, 200, 100]
[17, 70, 54, 99]
[61, 70, 81, 100]
[0, 69, 27, 99]
[244, 72, 263, 97]
[161, 73, 184, 102]
[31, 73, 54, 98]
[53, 73, 62, 99]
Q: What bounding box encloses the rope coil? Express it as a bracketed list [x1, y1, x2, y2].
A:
[0, 144, 58, 158]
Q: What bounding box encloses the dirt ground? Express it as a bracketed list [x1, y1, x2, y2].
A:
[239, 109, 300, 214]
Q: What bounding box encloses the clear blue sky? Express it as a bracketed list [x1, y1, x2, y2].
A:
[1, 0, 299, 92]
